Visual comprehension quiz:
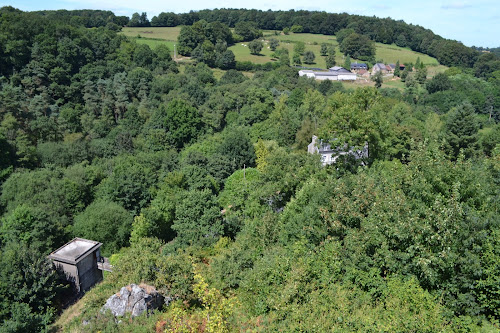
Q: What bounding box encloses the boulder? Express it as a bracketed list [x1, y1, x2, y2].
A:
[101, 284, 166, 317]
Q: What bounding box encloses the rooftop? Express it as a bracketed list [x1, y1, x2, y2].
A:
[314, 67, 353, 76]
[49, 238, 102, 265]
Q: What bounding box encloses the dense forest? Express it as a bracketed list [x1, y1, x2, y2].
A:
[0, 6, 499, 332]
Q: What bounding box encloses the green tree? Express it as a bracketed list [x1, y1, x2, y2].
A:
[320, 43, 328, 56]
[416, 66, 427, 84]
[318, 80, 333, 96]
[444, 102, 479, 159]
[327, 44, 336, 56]
[128, 12, 149, 27]
[335, 28, 355, 44]
[215, 50, 236, 70]
[290, 25, 303, 33]
[325, 54, 336, 68]
[216, 127, 256, 170]
[269, 38, 279, 51]
[400, 67, 409, 82]
[475, 229, 500, 319]
[205, 21, 233, 45]
[192, 39, 216, 67]
[303, 51, 316, 64]
[234, 21, 261, 41]
[73, 200, 133, 255]
[395, 33, 407, 47]
[394, 60, 401, 77]
[293, 41, 305, 55]
[340, 33, 375, 62]
[172, 189, 223, 248]
[96, 154, 158, 213]
[0, 205, 61, 252]
[0, 302, 53, 333]
[0, 242, 60, 329]
[149, 99, 202, 148]
[128, 12, 140, 27]
[371, 71, 383, 88]
[134, 172, 187, 243]
[1, 168, 90, 233]
[248, 40, 263, 55]
[279, 49, 290, 66]
[293, 53, 301, 65]
[177, 25, 203, 56]
[426, 72, 451, 93]
[344, 54, 351, 71]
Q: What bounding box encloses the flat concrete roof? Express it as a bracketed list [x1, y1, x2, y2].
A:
[49, 238, 102, 265]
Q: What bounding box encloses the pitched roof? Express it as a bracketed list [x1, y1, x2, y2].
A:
[351, 63, 368, 69]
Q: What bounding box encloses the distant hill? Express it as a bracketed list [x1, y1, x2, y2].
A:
[146, 8, 478, 68]
[121, 27, 443, 72]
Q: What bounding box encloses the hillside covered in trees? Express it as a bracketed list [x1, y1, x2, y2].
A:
[0, 6, 499, 332]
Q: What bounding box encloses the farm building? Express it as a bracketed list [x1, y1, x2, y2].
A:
[298, 66, 356, 81]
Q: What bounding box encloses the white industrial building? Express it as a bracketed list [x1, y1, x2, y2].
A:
[298, 66, 357, 81]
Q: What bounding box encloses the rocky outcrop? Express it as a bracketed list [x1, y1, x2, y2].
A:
[101, 284, 166, 317]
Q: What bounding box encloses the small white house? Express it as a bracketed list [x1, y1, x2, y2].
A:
[308, 135, 368, 166]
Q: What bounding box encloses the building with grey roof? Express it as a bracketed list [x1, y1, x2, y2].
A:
[298, 66, 356, 81]
[49, 238, 104, 293]
[372, 63, 389, 75]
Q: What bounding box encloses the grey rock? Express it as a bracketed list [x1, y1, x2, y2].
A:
[101, 283, 165, 318]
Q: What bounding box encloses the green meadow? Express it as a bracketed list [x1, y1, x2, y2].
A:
[121, 27, 441, 70]
[121, 26, 182, 41]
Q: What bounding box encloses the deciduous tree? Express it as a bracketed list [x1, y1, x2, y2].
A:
[248, 40, 263, 55]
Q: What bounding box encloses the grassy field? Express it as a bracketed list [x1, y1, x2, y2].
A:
[120, 27, 180, 55]
[121, 26, 182, 41]
[131, 38, 176, 52]
[381, 78, 406, 89]
[228, 38, 339, 69]
[120, 27, 442, 72]
[375, 43, 438, 65]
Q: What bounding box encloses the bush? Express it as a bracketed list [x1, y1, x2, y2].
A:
[236, 61, 254, 71]
[73, 200, 133, 256]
